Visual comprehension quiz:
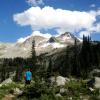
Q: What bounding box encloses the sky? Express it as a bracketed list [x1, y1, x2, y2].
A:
[0, 0, 100, 42]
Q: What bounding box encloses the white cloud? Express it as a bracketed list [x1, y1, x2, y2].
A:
[17, 36, 30, 43]
[79, 31, 91, 38]
[26, 0, 44, 6]
[89, 23, 100, 33]
[95, 23, 100, 32]
[13, 6, 96, 34]
[89, 9, 100, 16]
[79, 23, 100, 38]
[90, 4, 96, 8]
[13, 6, 100, 40]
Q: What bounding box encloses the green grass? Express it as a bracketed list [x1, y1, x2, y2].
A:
[0, 82, 23, 99]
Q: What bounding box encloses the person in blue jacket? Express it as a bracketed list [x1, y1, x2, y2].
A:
[24, 68, 32, 85]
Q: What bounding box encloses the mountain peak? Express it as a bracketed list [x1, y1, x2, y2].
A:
[60, 32, 71, 37]
[0, 32, 81, 58]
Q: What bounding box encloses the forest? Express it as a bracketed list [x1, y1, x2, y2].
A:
[0, 36, 100, 82]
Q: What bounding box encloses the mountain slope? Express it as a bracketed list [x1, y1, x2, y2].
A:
[0, 32, 81, 58]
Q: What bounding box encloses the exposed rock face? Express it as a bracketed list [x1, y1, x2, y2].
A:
[0, 32, 81, 58]
[57, 32, 80, 44]
[48, 37, 57, 43]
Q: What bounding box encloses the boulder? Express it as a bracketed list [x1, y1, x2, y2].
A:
[89, 69, 100, 77]
[56, 76, 67, 86]
[56, 93, 62, 97]
[49, 76, 70, 86]
[87, 78, 95, 88]
[89, 87, 94, 92]
[14, 88, 23, 95]
[94, 77, 100, 88]
[0, 78, 12, 87]
[60, 88, 68, 94]
[87, 77, 100, 89]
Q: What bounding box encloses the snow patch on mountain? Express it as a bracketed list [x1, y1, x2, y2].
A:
[41, 43, 65, 48]
[0, 32, 81, 58]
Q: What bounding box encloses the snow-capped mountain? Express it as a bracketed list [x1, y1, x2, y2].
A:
[57, 32, 80, 43]
[0, 32, 81, 58]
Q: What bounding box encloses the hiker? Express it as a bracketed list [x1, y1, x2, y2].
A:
[24, 68, 32, 85]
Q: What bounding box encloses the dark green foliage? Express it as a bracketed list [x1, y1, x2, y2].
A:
[17, 76, 62, 100]
[61, 47, 72, 77]
[12, 57, 26, 82]
[51, 36, 100, 78]
[47, 58, 53, 78]
[0, 39, 37, 82]
[0, 35, 100, 83]
[29, 40, 37, 76]
[64, 36, 100, 78]
[78, 36, 100, 78]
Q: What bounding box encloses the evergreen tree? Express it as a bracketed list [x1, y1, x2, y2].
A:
[1, 64, 6, 81]
[47, 58, 53, 78]
[13, 57, 23, 82]
[63, 46, 72, 77]
[79, 35, 92, 78]
[30, 40, 37, 75]
[71, 39, 80, 77]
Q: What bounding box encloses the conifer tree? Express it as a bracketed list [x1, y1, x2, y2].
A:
[30, 40, 37, 75]
[47, 58, 53, 77]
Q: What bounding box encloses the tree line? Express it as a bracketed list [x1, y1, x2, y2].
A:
[0, 36, 100, 82]
[48, 36, 100, 79]
[0, 40, 37, 82]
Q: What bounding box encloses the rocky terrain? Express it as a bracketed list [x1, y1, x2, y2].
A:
[0, 32, 81, 58]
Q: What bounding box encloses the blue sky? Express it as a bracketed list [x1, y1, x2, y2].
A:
[0, 0, 100, 42]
